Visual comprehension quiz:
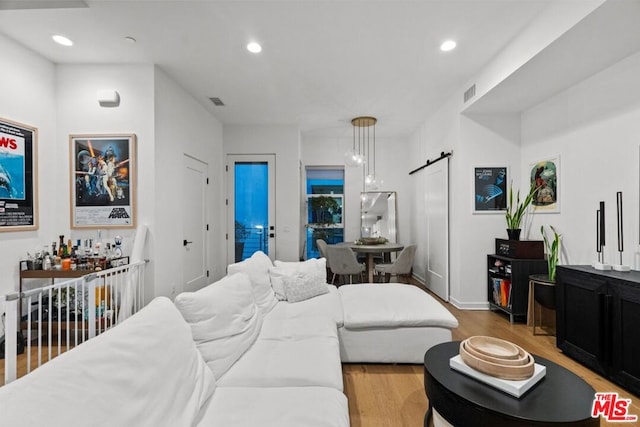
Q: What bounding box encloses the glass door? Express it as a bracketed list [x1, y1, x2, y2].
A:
[305, 167, 344, 259]
[227, 154, 276, 263]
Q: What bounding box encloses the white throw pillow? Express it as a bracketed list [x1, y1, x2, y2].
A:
[268, 266, 291, 301]
[283, 270, 330, 303]
[175, 272, 263, 379]
[227, 251, 278, 314]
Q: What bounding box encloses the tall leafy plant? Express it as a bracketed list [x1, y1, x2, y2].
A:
[541, 225, 561, 281]
[505, 182, 539, 230]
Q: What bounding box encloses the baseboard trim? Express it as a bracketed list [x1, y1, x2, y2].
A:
[448, 297, 490, 311]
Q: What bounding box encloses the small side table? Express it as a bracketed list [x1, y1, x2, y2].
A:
[528, 274, 556, 336]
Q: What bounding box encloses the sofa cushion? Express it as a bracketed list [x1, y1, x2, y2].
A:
[227, 251, 278, 314]
[195, 387, 350, 427]
[0, 297, 216, 427]
[267, 285, 344, 327]
[259, 315, 338, 341]
[339, 284, 459, 329]
[175, 272, 263, 379]
[216, 336, 343, 390]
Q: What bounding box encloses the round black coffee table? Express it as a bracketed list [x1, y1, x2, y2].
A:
[424, 341, 598, 427]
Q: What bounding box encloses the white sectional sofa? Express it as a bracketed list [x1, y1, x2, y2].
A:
[0, 251, 458, 427]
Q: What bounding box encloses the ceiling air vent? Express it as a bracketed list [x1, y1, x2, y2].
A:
[209, 97, 225, 106]
[463, 84, 476, 103]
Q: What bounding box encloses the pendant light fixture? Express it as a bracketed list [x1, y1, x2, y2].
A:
[346, 116, 383, 190]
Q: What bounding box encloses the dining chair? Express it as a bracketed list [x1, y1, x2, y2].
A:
[316, 239, 332, 279]
[326, 245, 366, 286]
[374, 244, 417, 283]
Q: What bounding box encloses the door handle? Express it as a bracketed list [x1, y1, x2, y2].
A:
[183, 239, 193, 246]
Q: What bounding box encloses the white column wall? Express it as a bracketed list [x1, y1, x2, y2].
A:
[56, 63, 156, 298]
[302, 135, 411, 247]
[521, 50, 640, 270]
[0, 34, 56, 299]
[223, 125, 301, 261]
[154, 67, 225, 297]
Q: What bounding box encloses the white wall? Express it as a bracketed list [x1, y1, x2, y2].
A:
[302, 135, 412, 247]
[0, 33, 225, 308]
[0, 34, 56, 298]
[521, 50, 640, 269]
[409, 2, 640, 311]
[153, 67, 225, 297]
[56, 63, 156, 298]
[223, 125, 301, 261]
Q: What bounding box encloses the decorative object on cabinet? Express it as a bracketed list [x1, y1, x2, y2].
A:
[505, 182, 539, 240]
[594, 200, 611, 270]
[540, 225, 561, 282]
[495, 239, 543, 259]
[70, 134, 136, 229]
[613, 191, 630, 272]
[473, 166, 508, 213]
[529, 155, 560, 213]
[487, 251, 547, 323]
[556, 265, 640, 396]
[0, 117, 38, 232]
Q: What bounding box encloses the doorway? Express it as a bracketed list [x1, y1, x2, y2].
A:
[182, 154, 209, 291]
[424, 158, 449, 301]
[227, 154, 276, 264]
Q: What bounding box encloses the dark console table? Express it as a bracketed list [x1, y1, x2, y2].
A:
[423, 341, 598, 426]
[556, 265, 640, 396]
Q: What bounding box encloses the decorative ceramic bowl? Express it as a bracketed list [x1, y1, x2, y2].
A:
[357, 237, 388, 245]
[459, 336, 535, 380]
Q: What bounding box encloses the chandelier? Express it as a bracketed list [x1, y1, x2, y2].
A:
[344, 116, 383, 190]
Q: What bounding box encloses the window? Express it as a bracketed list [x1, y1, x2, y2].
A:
[305, 167, 344, 259]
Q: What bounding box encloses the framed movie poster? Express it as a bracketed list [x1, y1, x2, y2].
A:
[70, 134, 136, 229]
[473, 166, 508, 213]
[0, 117, 38, 232]
[529, 155, 560, 213]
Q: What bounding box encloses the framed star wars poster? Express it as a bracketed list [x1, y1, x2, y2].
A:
[0, 117, 38, 232]
[70, 134, 136, 229]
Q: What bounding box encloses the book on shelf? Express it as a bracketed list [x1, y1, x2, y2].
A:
[492, 278, 511, 307]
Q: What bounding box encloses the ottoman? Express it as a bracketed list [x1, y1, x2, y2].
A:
[338, 284, 459, 363]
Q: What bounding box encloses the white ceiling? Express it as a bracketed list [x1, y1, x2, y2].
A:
[0, 0, 555, 139]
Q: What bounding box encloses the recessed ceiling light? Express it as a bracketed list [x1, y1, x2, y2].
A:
[52, 34, 73, 47]
[440, 40, 457, 52]
[247, 42, 262, 53]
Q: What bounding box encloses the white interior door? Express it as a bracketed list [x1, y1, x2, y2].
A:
[182, 154, 208, 291]
[424, 159, 449, 301]
[227, 154, 276, 264]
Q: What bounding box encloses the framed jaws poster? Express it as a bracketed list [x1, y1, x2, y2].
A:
[0, 117, 38, 232]
[70, 134, 136, 229]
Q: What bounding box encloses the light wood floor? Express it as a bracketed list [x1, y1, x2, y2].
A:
[343, 283, 640, 427]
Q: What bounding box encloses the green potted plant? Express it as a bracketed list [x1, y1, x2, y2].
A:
[540, 225, 561, 282]
[505, 182, 539, 240]
[309, 195, 340, 225]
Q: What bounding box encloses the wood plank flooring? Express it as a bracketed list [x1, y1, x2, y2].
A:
[343, 283, 640, 427]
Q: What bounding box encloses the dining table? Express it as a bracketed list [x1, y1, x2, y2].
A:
[338, 241, 404, 283]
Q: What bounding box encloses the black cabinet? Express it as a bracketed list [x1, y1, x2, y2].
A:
[556, 265, 640, 396]
[487, 254, 547, 323]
